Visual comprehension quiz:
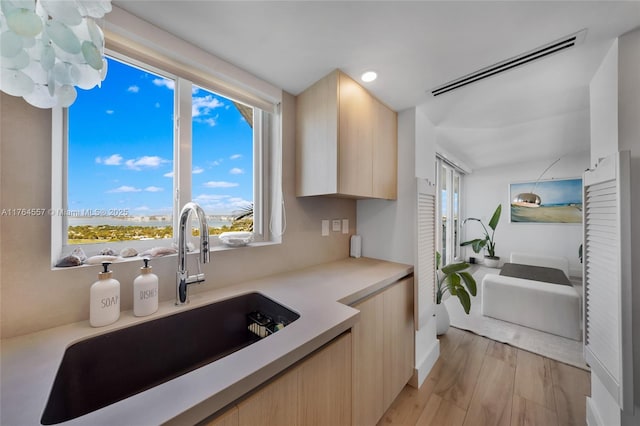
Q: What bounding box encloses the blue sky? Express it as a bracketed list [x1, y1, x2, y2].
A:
[68, 56, 254, 216]
[510, 178, 582, 205]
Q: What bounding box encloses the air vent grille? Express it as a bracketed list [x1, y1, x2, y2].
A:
[431, 29, 587, 97]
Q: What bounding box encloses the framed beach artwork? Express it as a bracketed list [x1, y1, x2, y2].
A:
[509, 178, 583, 224]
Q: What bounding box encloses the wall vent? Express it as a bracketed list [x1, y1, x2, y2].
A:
[431, 29, 587, 97]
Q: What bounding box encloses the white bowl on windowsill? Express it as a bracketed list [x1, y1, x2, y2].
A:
[219, 231, 253, 247]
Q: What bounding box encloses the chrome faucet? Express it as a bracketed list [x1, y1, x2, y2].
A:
[176, 202, 210, 305]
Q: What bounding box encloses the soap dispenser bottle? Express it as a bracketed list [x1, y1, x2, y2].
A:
[90, 262, 120, 327]
[133, 258, 159, 317]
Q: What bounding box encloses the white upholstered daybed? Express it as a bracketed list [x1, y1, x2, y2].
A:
[481, 253, 581, 340]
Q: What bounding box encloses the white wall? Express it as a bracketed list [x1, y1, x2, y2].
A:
[617, 27, 640, 426]
[357, 110, 416, 264]
[587, 28, 640, 426]
[590, 39, 619, 168]
[415, 104, 436, 183]
[357, 106, 439, 387]
[462, 152, 589, 277]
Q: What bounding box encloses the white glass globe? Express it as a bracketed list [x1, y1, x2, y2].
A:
[0, 68, 34, 96]
[0, 0, 112, 108]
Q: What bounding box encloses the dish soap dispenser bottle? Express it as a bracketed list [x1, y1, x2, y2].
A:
[133, 258, 159, 317]
[90, 262, 120, 327]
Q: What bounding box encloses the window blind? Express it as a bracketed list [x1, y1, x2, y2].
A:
[104, 6, 282, 113]
[416, 178, 436, 330]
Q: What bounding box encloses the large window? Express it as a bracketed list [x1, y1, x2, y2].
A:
[67, 57, 176, 244]
[54, 50, 276, 260]
[436, 157, 463, 266]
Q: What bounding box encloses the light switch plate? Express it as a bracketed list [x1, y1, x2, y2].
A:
[321, 220, 330, 236]
[332, 219, 341, 232]
[342, 219, 349, 234]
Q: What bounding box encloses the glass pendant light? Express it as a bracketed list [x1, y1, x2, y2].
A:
[0, 0, 112, 109]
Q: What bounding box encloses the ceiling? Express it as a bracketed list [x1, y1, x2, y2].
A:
[113, 1, 640, 170]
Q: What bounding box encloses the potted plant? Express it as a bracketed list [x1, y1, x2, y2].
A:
[460, 204, 502, 268]
[435, 251, 477, 335]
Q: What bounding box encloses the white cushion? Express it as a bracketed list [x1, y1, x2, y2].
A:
[482, 273, 581, 340]
[510, 252, 570, 277]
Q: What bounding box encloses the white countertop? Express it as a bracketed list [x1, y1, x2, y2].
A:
[0, 257, 412, 426]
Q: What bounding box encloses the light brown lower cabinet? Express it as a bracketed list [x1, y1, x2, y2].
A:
[205, 274, 413, 426]
[351, 290, 384, 426]
[204, 332, 352, 426]
[352, 276, 414, 426]
[205, 406, 239, 426]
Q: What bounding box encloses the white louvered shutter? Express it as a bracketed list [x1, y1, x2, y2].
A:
[416, 178, 436, 330]
[583, 151, 633, 410]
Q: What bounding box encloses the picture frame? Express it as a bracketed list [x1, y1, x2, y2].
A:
[509, 177, 583, 224]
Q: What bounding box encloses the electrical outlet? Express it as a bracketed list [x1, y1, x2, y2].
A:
[342, 219, 349, 234]
[321, 220, 330, 236]
[332, 219, 341, 232]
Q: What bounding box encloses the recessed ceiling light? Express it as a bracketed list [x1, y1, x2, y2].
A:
[361, 71, 377, 83]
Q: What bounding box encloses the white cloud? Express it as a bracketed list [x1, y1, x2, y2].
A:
[192, 166, 204, 174]
[125, 156, 169, 171]
[194, 117, 217, 127]
[104, 154, 123, 165]
[192, 95, 223, 118]
[229, 168, 244, 175]
[228, 197, 252, 208]
[127, 85, 140, 93]
[194, 194, 229, 202]
[108, 185, 141, 193]
[153, 78, 175, 90]
[95, 154, 123, 166]
[164, 171, 174, 178]
[211, 159, 223, 166]
[135, 206, 150, 211]
[230, 154, 242, 160]
[106, 110, 114, 115]
[145, 186, 164, 192]
[203, 181, 239, 188]
[193, 194, 252, 213]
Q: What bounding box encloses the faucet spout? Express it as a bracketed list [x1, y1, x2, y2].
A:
[176, 202, 210, 305]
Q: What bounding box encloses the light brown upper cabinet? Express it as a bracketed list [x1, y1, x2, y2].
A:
[296, 70, 397, 199]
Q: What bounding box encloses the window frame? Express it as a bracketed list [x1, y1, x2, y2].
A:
[51, 47, 279, 267]
[435, 156, 464, 266]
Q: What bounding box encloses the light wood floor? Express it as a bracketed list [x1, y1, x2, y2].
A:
[378, 327, 591, 426]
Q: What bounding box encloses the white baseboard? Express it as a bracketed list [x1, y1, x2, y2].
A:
[410, 338, 439, 388]
[586, 396, 604, 426]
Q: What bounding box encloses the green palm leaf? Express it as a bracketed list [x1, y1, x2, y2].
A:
[441, 262, 470, 274]
[459, 272, 477, 296]
[446, 273, 461, 296]
[488, 204, 502, 231]
[456, 289, 471, 314]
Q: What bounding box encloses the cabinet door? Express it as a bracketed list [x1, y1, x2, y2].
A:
[352, 294, 384, 426]
[372, 99, 397, 200]
[338, 72, 373, 197]
[237, 368, 298, 426]
[295, 70, 339, 196]
[298, 332, 352, 426]
[383, 277, 415, 408]
[204, 406, 239, 426]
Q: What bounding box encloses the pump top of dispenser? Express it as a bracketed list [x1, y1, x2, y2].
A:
[99, 262, 113, 279]
[141, 258, 152, 274]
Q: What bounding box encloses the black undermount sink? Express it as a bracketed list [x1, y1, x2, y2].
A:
[41, 292, 299, 425]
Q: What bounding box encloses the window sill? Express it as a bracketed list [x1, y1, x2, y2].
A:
[51, 239, 281, 271]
